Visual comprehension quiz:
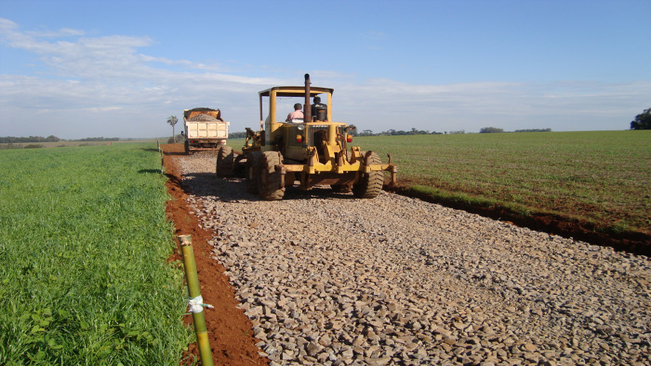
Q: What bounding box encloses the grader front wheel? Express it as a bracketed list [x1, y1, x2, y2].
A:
[216, 146, 236, 177]
[245, 152, 261, 194]
[353, 151, 384, 199]
[259, 151, 285, 200]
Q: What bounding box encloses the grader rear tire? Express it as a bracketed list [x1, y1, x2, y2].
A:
[352, 151, 383, 199]
[245, 152, 261, 194]
[259, 151, 285, 200]
[216, 146, 236, 177]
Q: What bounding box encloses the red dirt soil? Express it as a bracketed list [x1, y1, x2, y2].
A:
[162, 143, 268, 366]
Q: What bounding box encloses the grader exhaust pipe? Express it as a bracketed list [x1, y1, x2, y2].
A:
[304, 73, 311, 123]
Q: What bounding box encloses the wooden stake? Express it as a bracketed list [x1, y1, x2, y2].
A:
[177, 235, 213, 366]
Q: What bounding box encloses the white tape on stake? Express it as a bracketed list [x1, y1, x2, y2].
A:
[188, 295, 205, 314]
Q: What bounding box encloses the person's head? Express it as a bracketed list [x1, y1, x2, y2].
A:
[313, 96, 321, 104]
[293, 103, 302, 111]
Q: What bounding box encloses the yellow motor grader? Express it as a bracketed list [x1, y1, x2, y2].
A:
[216, 74, 397, 200]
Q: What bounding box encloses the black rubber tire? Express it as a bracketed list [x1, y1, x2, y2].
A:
[245, 152, 261, 194]
[259, 151, 285, 200]
[184, 140, 190, 155]
[216, 146, 236, 177]
[352, 151, 384, 199]
[233, 154, 247, 177]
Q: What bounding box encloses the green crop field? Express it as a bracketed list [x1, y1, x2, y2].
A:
[228, 130, 650, 236]
[353, 130, 650, 236]
[0, 143, 191, 365]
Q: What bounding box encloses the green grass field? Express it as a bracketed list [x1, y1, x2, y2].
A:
[0, 143, 190, 365]
[229, 130, 650, 235]
[353, 130, 650, 235]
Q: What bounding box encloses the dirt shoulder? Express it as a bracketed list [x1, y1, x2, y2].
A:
[162, 143, 268, 366]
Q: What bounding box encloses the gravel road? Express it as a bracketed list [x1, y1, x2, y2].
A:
[177, 153, 650, 366]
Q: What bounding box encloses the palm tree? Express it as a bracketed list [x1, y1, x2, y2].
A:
[167, 115, 178, 142]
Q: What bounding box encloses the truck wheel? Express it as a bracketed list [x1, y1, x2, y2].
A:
[184, 140, 190, 155]
[245, 152, 261, 194]
[352, 151, 383, 199]
[259, 151, 285, 200]
[216, 146, 236, 177]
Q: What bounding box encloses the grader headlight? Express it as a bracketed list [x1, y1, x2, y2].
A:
[295, 124, 305, 143]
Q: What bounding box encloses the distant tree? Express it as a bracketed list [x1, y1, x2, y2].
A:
[228, 131, 247, 139]
[630, 108, 651, 130]
[167, 115, 179, 142]
[480, 127, 504, 133]
[0, 135, 61, 143]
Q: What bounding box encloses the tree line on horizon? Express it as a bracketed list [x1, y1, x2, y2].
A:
[227, 127, 552, 138]
[0, 136, 120, 143]
[630, 108, 651, 130]
[6, 107, 650, 144]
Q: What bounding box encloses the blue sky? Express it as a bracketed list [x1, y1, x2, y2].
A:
[1, 0, 649, 139]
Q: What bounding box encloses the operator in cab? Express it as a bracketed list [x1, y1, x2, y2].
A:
[311, 96, 327, 121]
[286, 103, 304, 122]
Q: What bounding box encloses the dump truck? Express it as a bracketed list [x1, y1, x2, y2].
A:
[182, 108, 229, 154]
[216, 74, 397, 200]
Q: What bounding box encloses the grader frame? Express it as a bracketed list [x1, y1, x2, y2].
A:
[217, 74, 397, 200]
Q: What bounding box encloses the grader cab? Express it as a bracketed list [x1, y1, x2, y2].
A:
[217, 74, 397, 200]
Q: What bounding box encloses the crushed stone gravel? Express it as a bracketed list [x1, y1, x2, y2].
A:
[177, 152, 650, 366]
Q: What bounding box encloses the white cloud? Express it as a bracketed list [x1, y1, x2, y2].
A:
[334, 79, 651, 133]
[87, 106, 122, 112]
[0, 18, 648, 138]
[26, 28, 85, 38]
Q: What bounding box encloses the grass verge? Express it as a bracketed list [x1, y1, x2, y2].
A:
[0, 143, 191, 365]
